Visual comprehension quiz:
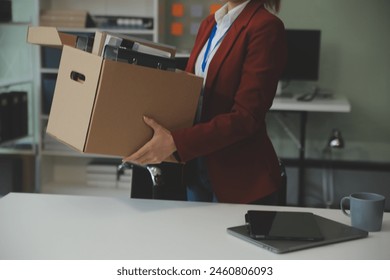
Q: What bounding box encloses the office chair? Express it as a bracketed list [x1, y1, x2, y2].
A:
[124, 162, 186, 201]
[124, 159, 287, 205]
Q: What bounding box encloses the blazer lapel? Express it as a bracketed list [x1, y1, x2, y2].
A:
[205, 0, 265, 90]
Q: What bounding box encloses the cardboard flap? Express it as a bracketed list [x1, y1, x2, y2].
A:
[47, 46, 103, 151]
[27, 26, 77, 48]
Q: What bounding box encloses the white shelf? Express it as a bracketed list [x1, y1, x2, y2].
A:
[0, 136, 36, 155]
[42, 149, 121, 159]
[57, 27, 155, 35]
[41, 68, 59, 74]
[272, 95, 351, 113]
[0, 148, 35, 156]
[41, 182, 130, 198]
[0, 22, 31, 26]
[0, 77, 33, 88]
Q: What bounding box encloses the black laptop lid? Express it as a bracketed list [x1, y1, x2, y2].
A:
[245, 211, 324, 241]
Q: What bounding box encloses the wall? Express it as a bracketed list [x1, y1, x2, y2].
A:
[3, 0, 390, 203]
[274, 0, 390, 163]
[273, 0, 390, 207]
[155, 0, 390, 163]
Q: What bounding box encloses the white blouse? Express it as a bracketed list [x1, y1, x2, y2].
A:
[194, 0, 250, 83]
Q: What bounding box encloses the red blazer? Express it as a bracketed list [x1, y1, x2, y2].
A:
[171, 0, 287, 203]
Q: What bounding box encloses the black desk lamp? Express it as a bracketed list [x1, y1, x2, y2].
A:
[322, 129, 345, 208]
[328, 129, 344, 149]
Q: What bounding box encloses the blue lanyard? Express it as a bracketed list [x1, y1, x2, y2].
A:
[201, 24, 218, 73]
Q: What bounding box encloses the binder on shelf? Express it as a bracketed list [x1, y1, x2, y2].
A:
[0, 93, 12, 143]
[0, 91, 28, 143]
[0, 1, 12, 23]
[10, 91, 28, 139]
[103, 45, 176, 71]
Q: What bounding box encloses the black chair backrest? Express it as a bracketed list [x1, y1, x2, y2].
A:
[130, 162, 186, 201]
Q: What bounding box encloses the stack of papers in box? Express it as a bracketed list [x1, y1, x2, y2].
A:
[92, 31, 176, 57]
[96, 32, 176, 71]
[117, 168, 132, 190]
[86, 160, 120, 188]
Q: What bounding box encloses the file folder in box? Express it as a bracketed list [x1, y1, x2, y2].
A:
[103, 45, 176, 71]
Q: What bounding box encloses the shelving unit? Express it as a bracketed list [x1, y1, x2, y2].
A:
[2, 0, 214, 197]
[32, 0, 162, 196]
[0, 0, 39, 196]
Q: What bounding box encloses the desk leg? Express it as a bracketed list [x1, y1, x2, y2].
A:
[298, 112, 307, 206]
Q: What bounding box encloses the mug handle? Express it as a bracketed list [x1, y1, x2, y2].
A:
[340, 197, 351, 217]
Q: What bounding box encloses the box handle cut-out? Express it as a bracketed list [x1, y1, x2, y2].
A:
[70, 71, 86, 83]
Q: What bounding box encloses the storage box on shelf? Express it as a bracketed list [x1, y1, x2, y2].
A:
[39, 10, 95, 28]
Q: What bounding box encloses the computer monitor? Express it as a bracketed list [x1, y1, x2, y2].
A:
[281, 29, 321, 81]
[176, 29, 322, 82]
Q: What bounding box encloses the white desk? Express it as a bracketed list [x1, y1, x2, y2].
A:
[271, 95, 351, 112]
[270, 95, 351, 205]
[0, 193, 388, 260]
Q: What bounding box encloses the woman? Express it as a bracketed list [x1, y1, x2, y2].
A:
[123, 0, 287, 204]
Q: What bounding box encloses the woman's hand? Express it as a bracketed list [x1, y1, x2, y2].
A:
[122, 116, 177, 166]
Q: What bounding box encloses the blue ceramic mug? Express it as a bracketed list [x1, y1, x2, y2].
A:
[340, 192, 385, 232]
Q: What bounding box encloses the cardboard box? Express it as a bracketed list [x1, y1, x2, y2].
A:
[27, 26, 203, 157]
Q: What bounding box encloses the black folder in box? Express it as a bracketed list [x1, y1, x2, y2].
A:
[103, 45, 176, 71]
